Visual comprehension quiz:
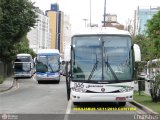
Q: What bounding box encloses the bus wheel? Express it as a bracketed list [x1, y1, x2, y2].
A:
[57, 80, 60, 84]
[37, 81, 41, 84]
[119, 102, 126, 106]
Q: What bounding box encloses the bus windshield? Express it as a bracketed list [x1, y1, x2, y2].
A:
[17, 56, 30, 62]
[14, 56, 31, 72]
[36, 54, 59, 72]
[71, 35, 133, 81]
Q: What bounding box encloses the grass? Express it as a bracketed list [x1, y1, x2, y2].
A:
[134, 91, 160, 113]
[0, 75, 4, 84]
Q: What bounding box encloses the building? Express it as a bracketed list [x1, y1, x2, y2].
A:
[63, 15, 71, 61]
[46, 10, 57, 49]
[134, 6, 160, 35]
[102, 14, 124, 30]
[46, 3, 66, 54]
[57, 11, 64, 53]
[27, 8, 51, 53]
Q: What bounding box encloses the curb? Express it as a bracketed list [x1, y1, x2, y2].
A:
[130, 100, 159, 114]
[0, 78, 17, 92]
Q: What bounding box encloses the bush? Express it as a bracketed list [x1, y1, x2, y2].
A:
[150, 74, 160, 102]
[0, 75, 4, 84]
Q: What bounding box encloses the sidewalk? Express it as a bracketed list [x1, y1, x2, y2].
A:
[0, 76, 15, 92]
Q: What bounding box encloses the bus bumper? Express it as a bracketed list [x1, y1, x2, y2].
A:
[71, 91, 133, 102]
[36, 74, 60, 81]
[14, 74, 32, 78]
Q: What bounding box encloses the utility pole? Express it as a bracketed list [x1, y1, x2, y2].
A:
[103, 0, 106, 27]
[90, 0, 92, 27]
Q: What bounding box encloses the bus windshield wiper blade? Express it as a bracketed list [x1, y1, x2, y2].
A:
[105, 61, 119, 80]
[88, 55, 99, 80]
[105, 53, 119, 81]
[49, 64, 54, 72]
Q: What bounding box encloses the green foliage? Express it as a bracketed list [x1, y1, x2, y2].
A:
[133, 11, 160, 103]
[134, 91, 160, 113]
[146, 11, 160, 38]
[133, 35, 153, 61]
[14, 35, 36, 58]
[150, 74, 160, 102]
[133, 10, 160, 61]
[0, 75, 4, 84]
[145, 11, 160, 59]
[0, 0, 37, 63]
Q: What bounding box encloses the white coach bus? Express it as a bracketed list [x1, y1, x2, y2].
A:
[35, 49, 61, 83]
[65, 27, 141, 106]
[14, 53, 34, 78]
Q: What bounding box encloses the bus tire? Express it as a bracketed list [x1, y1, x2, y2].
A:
[37, 81, 41, 84]
[57, 80, 60, 84]
[119, 102, 126, 106]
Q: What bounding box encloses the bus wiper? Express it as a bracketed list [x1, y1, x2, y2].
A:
[49, 64, 54, 72]
[49, 64, 58, 72]
[105, 53, 119, 81]
[88, 54, 99, 80]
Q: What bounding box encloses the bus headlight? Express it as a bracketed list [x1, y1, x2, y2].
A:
[72, 88, 87, 93]
[119, 87, 133, 92]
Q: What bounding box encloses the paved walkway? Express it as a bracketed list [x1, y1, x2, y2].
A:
[0, 76, 15, 92]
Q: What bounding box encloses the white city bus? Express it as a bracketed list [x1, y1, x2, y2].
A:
[146, 59, 160, 81]
[14, 53, 34, 78]
[35, 49, 61, 84]
[65, 27, 141, 106]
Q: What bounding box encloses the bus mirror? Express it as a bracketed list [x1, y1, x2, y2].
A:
[61, 61, 65, 65]
[33, 57, 37, 64]
[133, 44, 141, 62]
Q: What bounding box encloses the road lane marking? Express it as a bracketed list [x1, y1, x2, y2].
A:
[66, 99, 72, 114]
[64, 99, 72, 120]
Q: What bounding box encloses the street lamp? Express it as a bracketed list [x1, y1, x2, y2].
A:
[82, 18, 88, 27]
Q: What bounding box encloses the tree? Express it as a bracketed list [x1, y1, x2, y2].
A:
[146, 11, 160, 58]
[132, 34, 150, 61]
[14, 35, 36, 58]
[0, 0, 37, 63]
[133, 11, 160, 102]
[145, 11, 160, 102]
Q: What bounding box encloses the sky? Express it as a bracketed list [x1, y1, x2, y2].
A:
[31, 0, 159, 32]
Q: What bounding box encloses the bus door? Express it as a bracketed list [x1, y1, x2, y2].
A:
[65, 61, 71, 100]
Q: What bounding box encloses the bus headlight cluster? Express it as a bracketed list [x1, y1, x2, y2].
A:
[119, 87, 133, 92]
[72, 88, 87, 93]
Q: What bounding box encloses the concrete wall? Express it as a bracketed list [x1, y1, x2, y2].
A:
[0, 62, 4, 77]
[0, 61, 13, 77]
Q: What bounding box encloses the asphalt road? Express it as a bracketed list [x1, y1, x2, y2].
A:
[0, 76, 147, 120]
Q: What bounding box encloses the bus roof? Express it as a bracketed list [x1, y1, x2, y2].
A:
[37, 49, 59, 54]
[72, 27, 131, 36]
[17, 53, 32, 57]
[147, 58, 160, 64]
[151, 58, 160, 62]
